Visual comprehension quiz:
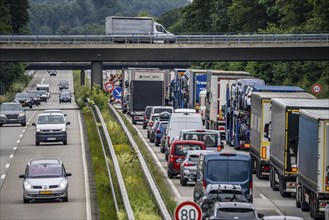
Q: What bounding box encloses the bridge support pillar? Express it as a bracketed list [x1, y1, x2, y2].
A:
[91, 61, 103, 88]
[80, 70, 85, 86]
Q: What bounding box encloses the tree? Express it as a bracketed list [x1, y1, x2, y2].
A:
[9, 0, 30, 33]
[0, 0, 11, 33]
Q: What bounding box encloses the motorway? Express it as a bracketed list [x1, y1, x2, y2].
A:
[0, 71, 91, 219]
[130, 119, 314, 219]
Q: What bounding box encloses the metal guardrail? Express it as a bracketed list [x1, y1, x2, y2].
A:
[108, 103, 172, 220]
[95, 106, 135, 220]
[0, 34, 328, 45]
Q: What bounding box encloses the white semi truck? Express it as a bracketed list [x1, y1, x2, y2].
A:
[105, 16, 174, 43]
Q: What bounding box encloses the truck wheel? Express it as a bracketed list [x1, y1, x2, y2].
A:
[270, 167, 279, 191]
[279, 175, 291, 197]
[301, 186, 310, 211]
[310, 192, 319, 219]
[251, 156, 257, 174]
[256, 160, 261, 179]
[296, 185, 301, 208]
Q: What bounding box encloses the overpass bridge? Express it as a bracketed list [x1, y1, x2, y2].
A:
[1, 33, 328, 86]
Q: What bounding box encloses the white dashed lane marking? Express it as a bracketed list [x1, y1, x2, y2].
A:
[13, 146, 17, 150]
[5, 164, 10, 169]
[1, 174, 5, 180]
[9, 154, 13, 158]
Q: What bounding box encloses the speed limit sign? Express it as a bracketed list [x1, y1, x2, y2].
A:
[174, 201, 202, 220]
[312, 84, 322, 94]
[104, 81, 114, 93]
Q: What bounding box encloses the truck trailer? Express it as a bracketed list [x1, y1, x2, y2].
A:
[249, 87, 315, 179]
[269, 98, 329, 198]
[204, 70, 251, 140]
[296, 109, 329, 219]
[105, 16, 174, 43]
[125, 68, 166, 124]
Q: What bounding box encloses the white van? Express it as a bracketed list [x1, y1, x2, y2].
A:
[166, 112, 203, 150]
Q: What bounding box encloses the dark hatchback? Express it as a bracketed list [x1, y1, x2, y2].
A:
[59, 91, 71, 103]
[59, 80, 69, 90]
[0, 102, 26, 127]
[14, 93, 32, 108]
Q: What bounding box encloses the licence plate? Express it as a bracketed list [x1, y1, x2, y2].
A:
[134, 116, 143, 120]
[39, 190, 53, 195]
[47, 137, 56, 141]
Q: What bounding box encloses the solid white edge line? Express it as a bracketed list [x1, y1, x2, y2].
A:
[134, 121, 182, 200]
[275, 210, 284, 216]
[78, 110, 91, 220]
[259, 193, 268, 200]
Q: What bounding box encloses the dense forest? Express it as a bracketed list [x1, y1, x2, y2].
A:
[0, 0, 328, 98]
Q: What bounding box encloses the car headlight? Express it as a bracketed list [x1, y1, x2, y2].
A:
[61, 128, 66, 132]
[36, 129, 40, 132]
[19, 113, 25, 117]
[0, 113, 5, 117]
[24, 181, 32, 189]
[59, 179, 67, 188]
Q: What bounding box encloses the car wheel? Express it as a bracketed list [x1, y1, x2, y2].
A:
[155, 140, 159, 146]
[168, 170, 173, 179]
[63, 140, 67, 145]
[142, 124, 146, 129]
[69, 100, 71, 103]
[21, 123, 26, 127]
[29, 105, 32, 109]
[23, 197, 29, 203]
[150, 136, 154, 143]
[182, 178, 187, 186]
[132, 120, 136, 125]
[36, 141, 40, 146]
[0, 124, 3, 127]
[62, 196, 68, 202]
[160, 147, 165, 153]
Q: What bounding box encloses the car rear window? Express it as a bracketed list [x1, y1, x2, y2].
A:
[183, 133, 218, 148]
[188, 154, 200, 162]
[160, 123, 168, 129]
[216, 208, 256, 219]
[154, 108, 173, 114]
[174, 144, 202, 156]
[207, 160, 249, 182]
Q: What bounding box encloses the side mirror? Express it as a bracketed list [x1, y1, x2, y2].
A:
[19, 174, 25, 178]
[66, 121, 70, 125]
[32, 123, 36, 126]
[66, 173, 72, 177]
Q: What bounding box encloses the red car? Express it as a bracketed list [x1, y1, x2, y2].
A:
[167, 140, 206, 179]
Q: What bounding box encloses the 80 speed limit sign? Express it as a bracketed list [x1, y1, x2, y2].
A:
[175, 201, 202, 220]
[312, 83, 322, 94]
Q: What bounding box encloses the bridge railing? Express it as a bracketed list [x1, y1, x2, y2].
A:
[0, 34, 328, 45]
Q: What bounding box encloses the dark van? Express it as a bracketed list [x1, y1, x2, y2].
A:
[193, 152, 253, 203]
[167, 140, 206, 179]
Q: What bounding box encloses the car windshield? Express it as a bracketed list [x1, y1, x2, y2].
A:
[216, 208, 256, 219]
[175, 144, 202, 156]
[15, 93, 29, 98]
[28, 92, 38, 97]
[28, 163, 63, 178]
[207, 160, 249, 182]
[61, 92, 70, 96]
[60, 81, 68, 85]
[1, 104, 22, 111]
[38, 115, 64, 124]
[38, 91, 47, 95]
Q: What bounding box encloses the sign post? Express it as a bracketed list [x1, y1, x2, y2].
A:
[174, 201, 202, 220]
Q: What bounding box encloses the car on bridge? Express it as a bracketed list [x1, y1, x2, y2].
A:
[19, 158, 72, 203]
[0, 102, 26, 127]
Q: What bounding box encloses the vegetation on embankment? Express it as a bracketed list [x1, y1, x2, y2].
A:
[73, 71, 174, 219]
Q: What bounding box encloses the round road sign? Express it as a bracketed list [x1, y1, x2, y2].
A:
[174, 201, 202, 220]
[104, 81, 114, 93]
[312, 83, 322, 94]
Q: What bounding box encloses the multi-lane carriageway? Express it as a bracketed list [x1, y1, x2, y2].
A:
[0, 70, 317, 219]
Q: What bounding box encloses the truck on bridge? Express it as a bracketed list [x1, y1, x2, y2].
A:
[105, 16, 174, 43]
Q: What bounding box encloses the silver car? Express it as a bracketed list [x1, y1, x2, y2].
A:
[19, 158, 72, 203]
[180, 150, 213, 186]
